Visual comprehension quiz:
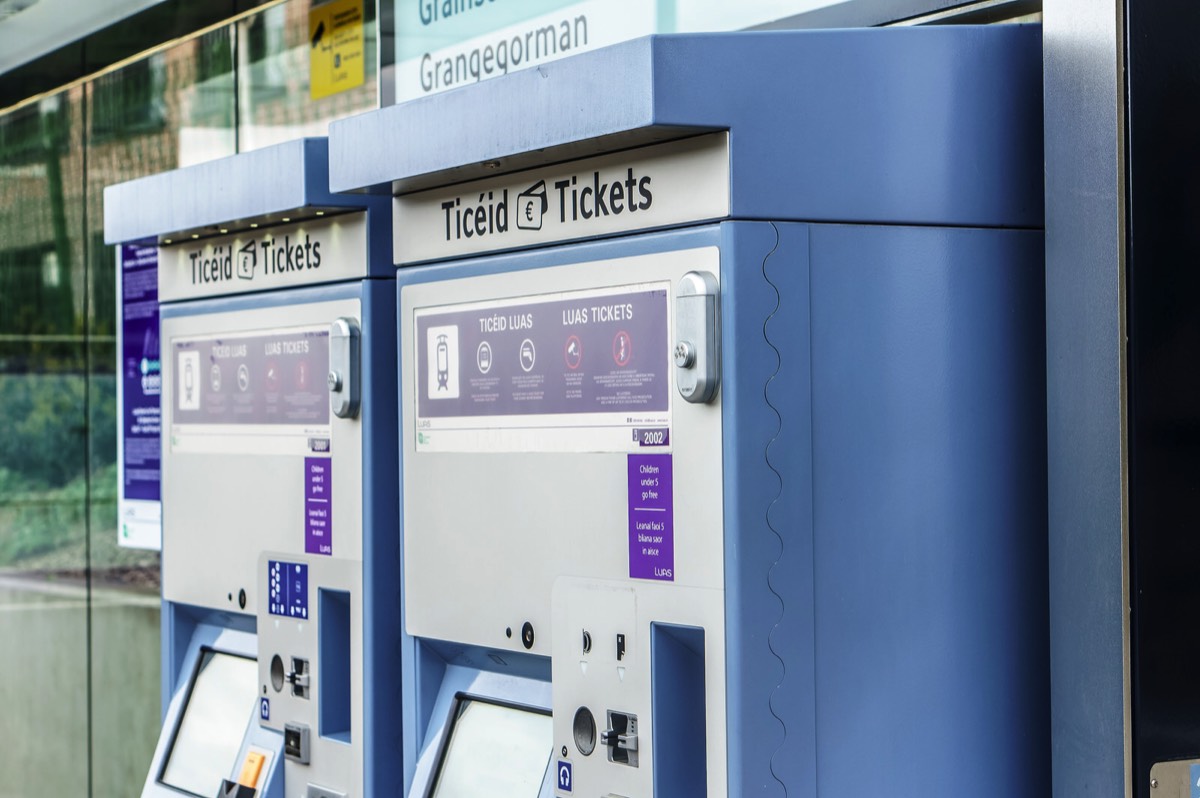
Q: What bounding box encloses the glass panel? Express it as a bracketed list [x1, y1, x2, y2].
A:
[0, 86, 90, 797]
[85, 26, 237, 798]
[238, 0, 379, 152]
[160, 650, 259, 798]
[432, 699, 553, 798]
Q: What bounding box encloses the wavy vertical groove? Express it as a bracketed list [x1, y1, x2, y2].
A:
[761, 222, 787, 796]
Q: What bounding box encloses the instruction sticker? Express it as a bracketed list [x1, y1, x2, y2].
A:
[305, 457, 332, 555]
[118, 240, 162, 550]
[628, 453, 674, 581]
[268, 560, 309, 619]
[414, 283, 670, 453]
[172, 328, 330, 427]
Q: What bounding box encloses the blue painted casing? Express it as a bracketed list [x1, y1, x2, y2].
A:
[331, 28, 1042, 229]
[106, 133, 400, 796]
[395, 218, 1048, 796]
[158, 277, 402, 797]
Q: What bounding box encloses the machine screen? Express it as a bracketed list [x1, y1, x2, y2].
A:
[160, 649, 258, 797]
[430, 697, 552, 798]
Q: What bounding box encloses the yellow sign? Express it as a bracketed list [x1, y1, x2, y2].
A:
[309, 0, 365, 100]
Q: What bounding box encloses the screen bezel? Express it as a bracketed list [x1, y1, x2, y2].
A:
[156, 646, 257, 797]
[425, 693, 553, 798]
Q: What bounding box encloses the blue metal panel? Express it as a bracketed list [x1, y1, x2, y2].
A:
[807, 223, 1048, 796]
[330, 28, 1042, 228]
[1043, 2, 1127, 797]
[359, 276, 404, 798]
[717, 221, 817, 797]
[102, 138, 391, 255]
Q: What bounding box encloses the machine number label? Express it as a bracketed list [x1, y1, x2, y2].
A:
[414, 284, 671, 453]
[634, 427, 669, 446]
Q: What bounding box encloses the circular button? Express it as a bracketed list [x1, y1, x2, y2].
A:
[573, 707, 597, 756]
[270, 655, 285, 692]
[521, 621, 535, 650]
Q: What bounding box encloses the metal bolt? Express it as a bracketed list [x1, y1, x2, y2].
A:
[327, 370, 342, 391]
[1151, 778, 1158, 788]
[674, 341, 696, 368]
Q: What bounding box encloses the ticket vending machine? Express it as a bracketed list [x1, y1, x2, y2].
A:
[331, 28, 1048, 797]
[104, 139, 399, 798]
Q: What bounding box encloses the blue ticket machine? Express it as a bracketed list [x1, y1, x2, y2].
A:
[331, 27, 1047, 798]
[104, 139, 399, 798]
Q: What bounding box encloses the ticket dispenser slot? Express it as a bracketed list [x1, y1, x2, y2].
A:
[650, 624, 707, 796]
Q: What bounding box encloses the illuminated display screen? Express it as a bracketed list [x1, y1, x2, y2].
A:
[430, 697, 553, 798]
[160, 649, 258, 797]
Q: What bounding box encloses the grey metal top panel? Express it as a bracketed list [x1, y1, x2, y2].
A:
[329, 28, 1044, 228]
[103, 138, 384, 244]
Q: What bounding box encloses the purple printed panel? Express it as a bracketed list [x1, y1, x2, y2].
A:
[416, 287, 668, 419]
[628, 454, 674, 581]
[268, 560, 309, 618]
[121, 241, 161, 501]
[173, 329, 330, 426]
[305, 457, 332, 555]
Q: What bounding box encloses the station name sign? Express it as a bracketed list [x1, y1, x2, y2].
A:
[159, 213, 367, 302]
[394, 132, 730, 262]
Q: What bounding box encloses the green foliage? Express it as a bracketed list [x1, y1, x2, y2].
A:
[0, 373, 120, 566]
[0, 373, 86, 489]
[0, 463, 119, 567]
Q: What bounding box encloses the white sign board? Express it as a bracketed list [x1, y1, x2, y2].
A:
[394, 0, 656, 103]
[159, 214, 367, 303]
[394, 132, 729, 262]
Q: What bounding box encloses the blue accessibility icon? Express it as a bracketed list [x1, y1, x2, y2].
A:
[556, 760, 572, 793]
[260, 697, 270, 721]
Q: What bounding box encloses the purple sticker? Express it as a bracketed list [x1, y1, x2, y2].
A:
[268, 560, 309, 618]
[121, 241, 161, 501]
[173, 329, 330, 426]
[305, 457, 332, 555]
[416, 287, 668, 419]
[628, 454, 674, 581]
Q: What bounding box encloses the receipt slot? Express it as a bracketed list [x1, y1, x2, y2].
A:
[331, 28, 1048, 798]
[104, 139, 399, 798]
